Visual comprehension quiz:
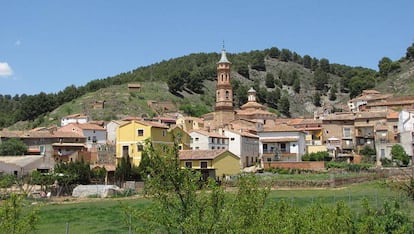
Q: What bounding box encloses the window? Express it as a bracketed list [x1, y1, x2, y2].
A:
[122, 145, 129, 158]
[39, 145, 45, 155]
[92, 136, 97, 143]
[162, 130, 166, 137]
[200, 161, 208, 168]
[137, 129, 144, 136]
[185, 161, 192, 168]
[380, 149, 385, 158]
[225, 90, 229, 99]
[343, 128, 351, 138]
[280, 143, 286, 152]
[230, 137, 235, 141]
[195, 137, 199, 141]
[137, 143, 143, 151]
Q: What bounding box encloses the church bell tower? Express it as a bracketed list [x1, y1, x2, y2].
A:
[215, 48, 233, 111]
[212, 47, 235, 128]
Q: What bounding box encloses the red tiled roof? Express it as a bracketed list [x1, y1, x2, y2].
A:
[0, 130, 84, 139]
[260, 137, 299, 143]
[262, 124, 301, 132]
[120, 120, 169, 129]
[179, 149, 227, 160]
[387, 111, 399, 119]
[189, 129, 228, 138]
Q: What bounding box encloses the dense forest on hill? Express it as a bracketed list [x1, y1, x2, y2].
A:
[0, 43, 413, 129]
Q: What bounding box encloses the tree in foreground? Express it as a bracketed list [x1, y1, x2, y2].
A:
[122, 136, 413, 233]
[123, 137, 270, 233]
[0, 193, 38, 234]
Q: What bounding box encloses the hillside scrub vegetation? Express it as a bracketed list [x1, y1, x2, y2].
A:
[2, 41, 402, 129]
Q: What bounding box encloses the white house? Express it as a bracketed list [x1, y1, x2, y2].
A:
[61, 114, 90, 127]
[258, 124, 306, 163]
[106, 120, 127, 145]
[224, 129, 259, 168]
[189, 129, 229, 150]
[57, 123, 107, 149]
[398, 110, 414, 157]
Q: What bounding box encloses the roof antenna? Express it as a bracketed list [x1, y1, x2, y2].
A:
[222, 40, 225, 50]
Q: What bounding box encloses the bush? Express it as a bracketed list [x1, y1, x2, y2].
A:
[0, 174, 15, 188]
[302, 151, 330, 161]
[326, 162, 372, 172]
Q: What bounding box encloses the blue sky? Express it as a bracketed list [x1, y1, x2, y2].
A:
[1, 0, 413, 95]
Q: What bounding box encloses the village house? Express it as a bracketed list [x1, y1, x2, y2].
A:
[322, 112, 355, 159]
[189, 129, 229, 151]
[258, 124, 306, 164]
[57, 123, 107, 150]
[223, 129, 259, 168]
[179, 149, 240, 180]
[347, 90, 392, 112]
[290, 118, 325, 154]
[176, 116, 204, 132]
[398, 110, 414, 158]
[60, 113, 90, 127]
[168, 126, 191, 150]
[354, 111, 388, 153]
[374, 111, 399, 164]
[116, 120, 190, 166]
[106, 120, 128, 145]
[367, 95, 414, 112]
[0, 129, 86, 170]
[0, 156, 55, 176]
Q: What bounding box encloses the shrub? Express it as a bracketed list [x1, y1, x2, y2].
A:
[302, 151, 330, 161]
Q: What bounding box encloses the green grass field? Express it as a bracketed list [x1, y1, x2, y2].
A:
[34, 181, 414, 234]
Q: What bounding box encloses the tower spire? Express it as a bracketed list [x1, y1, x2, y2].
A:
[219, 43, 230, 64]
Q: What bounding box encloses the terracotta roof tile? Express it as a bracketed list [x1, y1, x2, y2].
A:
[261, 137, 299, 143]
[189, 129, 228, 138]
[262, 124, 301, 132]
[179, 149, 227, 160]
[387, 111, 399, 119]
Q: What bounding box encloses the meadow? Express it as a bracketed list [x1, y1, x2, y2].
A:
[34, 180, 414, 234]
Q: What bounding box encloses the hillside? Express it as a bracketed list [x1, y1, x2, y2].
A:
[15, 58, 359, 128]
[2, 43, 414, 130]
[375, 59, 414, 95]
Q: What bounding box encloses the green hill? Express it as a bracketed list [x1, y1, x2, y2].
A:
[2, 43, 414, 130]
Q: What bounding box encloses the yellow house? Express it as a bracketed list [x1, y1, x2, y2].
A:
[179, 149, 240, 179]
[175, 116, 204, 132]
[116, 120, 170, 166]
[169, 126, 191, 150]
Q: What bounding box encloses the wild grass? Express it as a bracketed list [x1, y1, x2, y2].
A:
[34, 181, 414, 234]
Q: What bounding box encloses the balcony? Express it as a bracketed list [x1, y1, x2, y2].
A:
[263, 153, 297, 162]
[341, 141, 354, 149]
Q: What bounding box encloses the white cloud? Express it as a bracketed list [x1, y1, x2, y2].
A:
[14, 40, 21, 46]
[0, 62, 14, 77]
